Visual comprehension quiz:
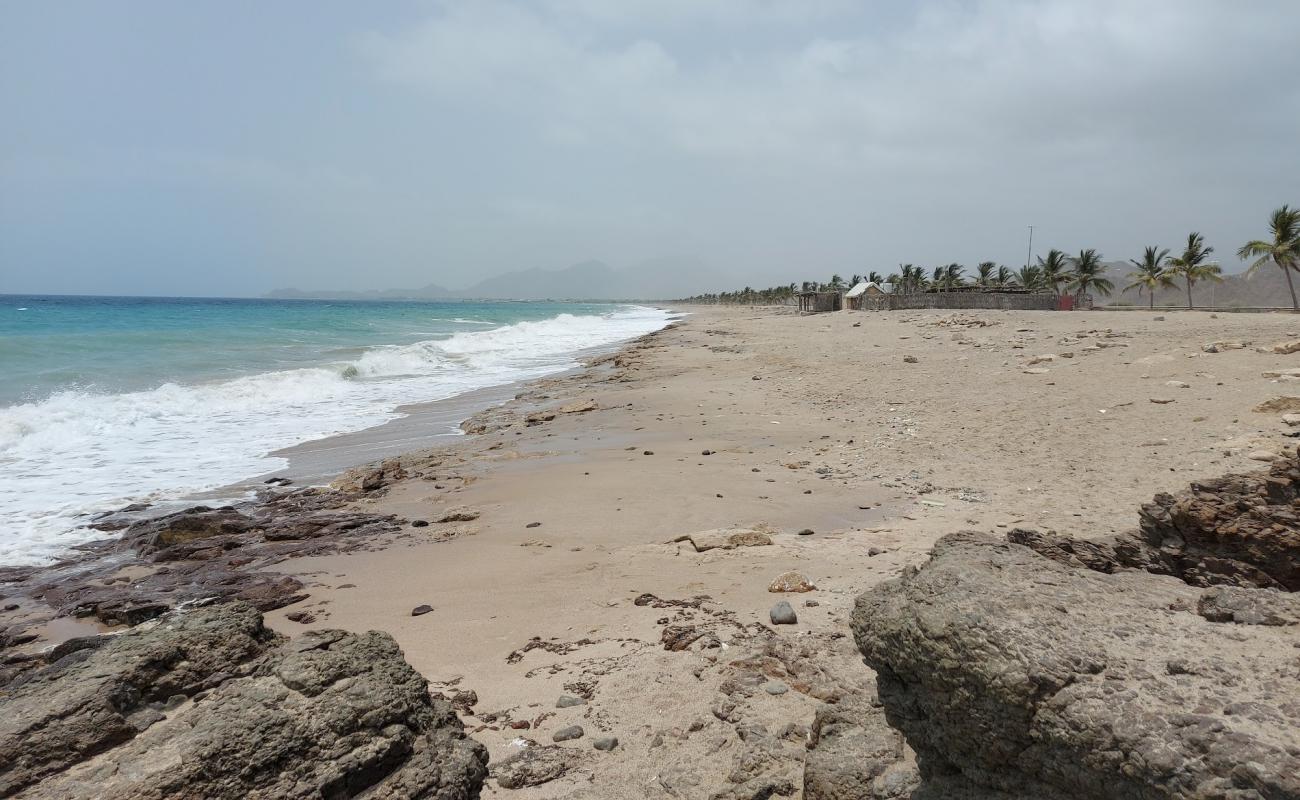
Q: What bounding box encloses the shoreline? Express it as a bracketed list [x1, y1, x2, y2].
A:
[6, 305, 1300, 796]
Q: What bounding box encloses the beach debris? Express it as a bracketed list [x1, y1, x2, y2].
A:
[436, 506, 481, 523]
[525, 521, 541, 528]
[1022, 368, 1050, 375]
[1026, 354, 1057, 365]
[552, 725, 585, 742]
[797, 528, 815, 536]
[768, 571, 816, 593]
[1149, 397, 1176, 404]
[592, 737, 619, 751]
[493, 745, 579, 789]
[1203, 340, 1249, 353]
[1283, 414, 1300, 427]
[769, 601, 798, 625]
[670, 527, 773, 552]
[1248, 450, 1277, 461]
[1165, 380, 1190, 389]
[1255, 397, 1300, 413]
[1263, 368, 1300, 379]
[411, 604, 434, 616]
[1271, 340, 1300, 354]
[902, 355, 919, 363]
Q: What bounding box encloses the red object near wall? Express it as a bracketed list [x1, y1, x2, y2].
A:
[1057, 295, 1075, 311]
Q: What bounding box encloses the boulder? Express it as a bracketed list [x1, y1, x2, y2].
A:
[493, 744, 580, 789]
[0, 603, 487, 799]
[1271, 339, 1300, 355]
[803, 697, 919, 800]
[852, 531, 1300, 799]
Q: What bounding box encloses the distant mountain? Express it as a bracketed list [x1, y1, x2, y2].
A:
[266, 256, 729, 301]
[1104, 261, 1295, 309]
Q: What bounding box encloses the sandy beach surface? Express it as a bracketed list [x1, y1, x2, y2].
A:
[244, 305, 1300, 797]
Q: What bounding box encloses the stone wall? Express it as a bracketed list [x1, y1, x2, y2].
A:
[863, 292, 1058, 311]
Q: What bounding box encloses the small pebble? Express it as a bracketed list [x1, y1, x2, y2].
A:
[526, 521, 542, 528]
[592, 736, 619, 751]
[411, 520, 429, 528]
[556, 695, 587, 708]
[553, 725, 584, 742]
[797, 528, 814, 536]
[763, 682, 789, 696]
[411, 604, 434, 616]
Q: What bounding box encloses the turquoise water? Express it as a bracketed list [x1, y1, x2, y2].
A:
[0, 295, 671, 564]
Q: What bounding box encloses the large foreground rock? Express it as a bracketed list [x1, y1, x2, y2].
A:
[852, 532, 1299, 799]
[0, 602, 487, 799]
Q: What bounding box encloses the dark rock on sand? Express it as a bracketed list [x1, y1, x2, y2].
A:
[552, 724, 584, 742]
[0, 602, 487, 799]
[555, 694, 586, 708]
[803, 696, 918, 800]
[852, 530, 1300, 799]
[411, 604, 434, 616]
[769, 601, 797, 625]
[592, 736, 618, 751]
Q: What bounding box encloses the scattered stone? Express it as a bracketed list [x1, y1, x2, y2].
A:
[797, 528, 815, 536]
[284, 610, 315, 624]
[768, 571, 816, 593]
[902, 355, 918, 364]
[411, 604, 434, 616]
[1271, 339, 1300, 354]
[1248, 450, 1277, 461]
[555, 695, 586, 708]
[525, 521, 541, 528]
[1153, 315, 1165, 321]
[1255, 396, 1300, 414]
[1025, 354, 1056, 365]
[435, 506, 480, 523]
[701, 449, 715, 455]
[552, 725, 584, 742]
[643, 450, 654, 456]
[1148, 397, 1175, 404]
[763, 682, 789, 695]
[804, 599, 820, 607]
[592, 736, 619, 751]
[1164, 380, 1190, 389]
[410, 519, 429, 528]
[1203, 340, 1248, 353]
[769, 601, 798, 625]
[1022, 368, 1050, 375]
[1283, 413, 1300, 427]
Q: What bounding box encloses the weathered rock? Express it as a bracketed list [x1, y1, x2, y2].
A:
[331, 457, 407, 493]
[1254, 396, 1300, 414]
[493, 744, 579, 788]
[1203, 340, 1248, 353]
[1271, 339, 1300, 354]
[435, 506, 481, 523]
[552, 725, 584, 742]
[555, 694, 586, 708]
[0, 602, 489, 799]
[803, 697, 919, 800]
[769, 602, 797, 625]
[768, 571, 816, 593]
[671, 527, 774, 552]
[411, 604, 434, 616]
[852, 531, 1300, 799]
[592, 736, 618, 751]
[1196, 585, 1300, 626]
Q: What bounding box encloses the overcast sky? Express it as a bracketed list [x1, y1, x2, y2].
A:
[2, 1, 1298, 297]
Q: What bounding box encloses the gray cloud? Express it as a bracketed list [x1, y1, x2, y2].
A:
[3, 1, 1298, 296]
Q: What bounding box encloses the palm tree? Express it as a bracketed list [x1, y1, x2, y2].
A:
[1125, 246, 1174, 310]
[867, 271, 884, 284]
[828, 274, 846, 290]
[1238, 205, 1300, 311]
[975, 261, 995, 287]
[1069, 249, 1113, 301]
[1036, 249, 1071, 296]
[1167, 232, 1219, 309]
[1015, 265, 1043, 291]
[931, 266, 945, 290]
[995, 265, 1012, 287]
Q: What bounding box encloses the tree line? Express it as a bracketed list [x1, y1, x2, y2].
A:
[679, 205, 1300, 310]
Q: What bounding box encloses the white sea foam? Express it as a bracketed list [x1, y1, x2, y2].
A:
[0, 306, 671, 565]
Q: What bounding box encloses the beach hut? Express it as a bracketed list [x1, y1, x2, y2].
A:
[845, 281, 888, 310]
[797, 291, 842, 313]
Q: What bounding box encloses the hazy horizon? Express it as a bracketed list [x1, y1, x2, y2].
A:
[3, 1, 1298, 297]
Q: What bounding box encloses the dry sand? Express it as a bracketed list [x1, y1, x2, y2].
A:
[261, 305, 1300, 797]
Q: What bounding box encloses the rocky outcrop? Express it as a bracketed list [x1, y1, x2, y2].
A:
[0, 602, 487, 799]
[803, 696, 919, 800]
[1012, 448, 1300, 591]
[851, 531, 1300, 799]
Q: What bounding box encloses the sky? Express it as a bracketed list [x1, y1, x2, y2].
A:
[2, 0, 1298, 297]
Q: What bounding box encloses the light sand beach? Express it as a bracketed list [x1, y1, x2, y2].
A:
[253, 305, 1300, 797]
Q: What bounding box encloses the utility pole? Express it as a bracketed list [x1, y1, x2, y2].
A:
[1025, 225, 1035, 270]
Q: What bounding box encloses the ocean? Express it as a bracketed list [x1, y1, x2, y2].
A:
[0, 295, 672, 565]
